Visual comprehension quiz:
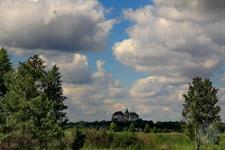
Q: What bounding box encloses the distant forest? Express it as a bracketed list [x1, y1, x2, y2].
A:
[67, 120, 225, 133]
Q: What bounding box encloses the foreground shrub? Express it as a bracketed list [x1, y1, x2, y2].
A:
[72, 129, 86, 150]
[83, 129, 144, 149]
[112, 132, 139, 148]
[84, 129, 113, 148]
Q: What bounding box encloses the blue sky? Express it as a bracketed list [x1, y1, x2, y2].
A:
[86, 0, 153, 86]
[0, 0, 225, 122]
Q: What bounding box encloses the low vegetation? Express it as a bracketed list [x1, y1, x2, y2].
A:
[62, 128, 225, 150]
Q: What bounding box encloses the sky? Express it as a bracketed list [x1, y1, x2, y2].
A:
[0, 0, 225, 122]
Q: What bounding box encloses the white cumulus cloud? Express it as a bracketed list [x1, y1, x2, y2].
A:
[0, 0, 115, 52]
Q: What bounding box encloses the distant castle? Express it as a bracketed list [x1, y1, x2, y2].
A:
[112, 108, 139, 122]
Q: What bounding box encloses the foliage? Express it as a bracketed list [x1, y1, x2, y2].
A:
[129, 123, 136, 132]
[0, 48, 12, 133]
[72, 128, 86, 150]
[110, 122, 117, 132]
[0, 52, 68, 149]
[83, 129, 143, 149]
[182, 77, 221, 150]
[64, 128, 225, 150]
[68, 120, 182, 132]
[207, 122, 220, 144]
[84, 129, 113, 148]
[0, 48, 12, 97]
[144, 124, 150, 133]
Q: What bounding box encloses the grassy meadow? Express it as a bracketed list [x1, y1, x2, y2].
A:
[62, 128, 225, 150]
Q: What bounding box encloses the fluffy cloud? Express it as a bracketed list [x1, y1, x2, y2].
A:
[42, 54, 92, 84]
[63, 60, 128, 121]
[113, 0, 225, 121]
[41, 52, 225, 121]
[113, 0, 225, 78]
[42, 53, 127, 121]
[0, 0, 115, 52]
[128, 76, 188, 121]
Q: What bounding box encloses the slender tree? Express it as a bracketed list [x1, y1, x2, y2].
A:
[43, 65, 68, 141]
[0, 48, 12, 142]
[45, 65, 68, 128]
[0, 48, 11, 97]
[182, 77, 221, 150]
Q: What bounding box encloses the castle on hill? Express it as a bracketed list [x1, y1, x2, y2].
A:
[112, 108, 139, 122]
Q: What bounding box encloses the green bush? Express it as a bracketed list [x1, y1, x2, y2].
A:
[144, 124, 150, 133]
[72, 129, 86, 150]
[112, 133, 135, 148]
[84, 129, 113, 148]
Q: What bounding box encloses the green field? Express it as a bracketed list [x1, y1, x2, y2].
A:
[62, 128, 225, 150]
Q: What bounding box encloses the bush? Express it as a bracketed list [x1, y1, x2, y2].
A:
[112, 132, 139, 148]
[144, 124, 150, 133]
[84, 129, 113, 148]
[72, 129, 86, 150]
[84, 129, 144, 149]
[110, 122, 118, 132]
[129, 123, 136, 132]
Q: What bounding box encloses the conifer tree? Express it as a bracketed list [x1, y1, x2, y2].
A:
[1, 55, 68, 149]
[44, 65, 68, 139]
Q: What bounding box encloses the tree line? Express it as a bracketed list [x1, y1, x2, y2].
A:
[67, 120, 183, 132]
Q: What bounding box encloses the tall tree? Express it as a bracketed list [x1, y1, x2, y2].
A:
[0, 48, 11, 97]
[1, 55, 47, 148]
[44, 65, 68, 139]
[182, 77, 221, 150]
[0, 48, 12, 138]
[18, 55, 67, 149]
[1, 55, 68, 149]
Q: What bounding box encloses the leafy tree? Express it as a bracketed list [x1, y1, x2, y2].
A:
[144, 124, 150, 133]
[1, 55, 68, 149]
[20, 55, 67, 148]
[182, 77, 221, 150]
[1, 70, 36, 148]
[44, 65, 68, 135]
[110, 122, 117, 132]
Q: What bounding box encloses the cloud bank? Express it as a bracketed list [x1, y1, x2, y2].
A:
[0, 0, 115, 52]
[113, 0, 225, 121]
[113, 0, 225, 78]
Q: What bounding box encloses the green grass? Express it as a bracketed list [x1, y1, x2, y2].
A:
[62, 128, 225, 150]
